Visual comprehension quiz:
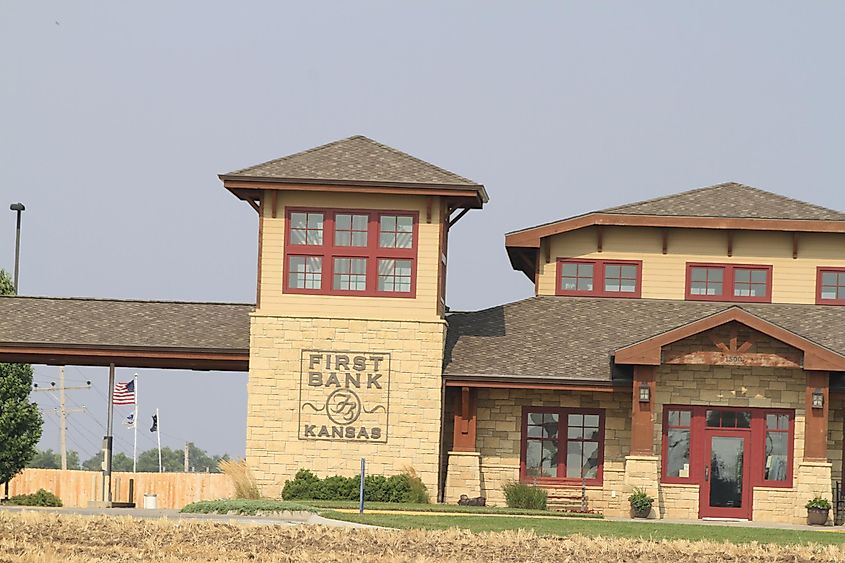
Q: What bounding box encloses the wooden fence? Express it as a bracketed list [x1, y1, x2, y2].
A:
[7, 468, 235, 509]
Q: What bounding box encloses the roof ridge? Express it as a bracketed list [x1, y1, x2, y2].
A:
[601, 181, 845, 218]
[600, 182, 740, 214]
[224, 135, 363, 177]
[223, 135, 481, 187]
[0, 295, 254, 307]
[356, 136, 478, 186]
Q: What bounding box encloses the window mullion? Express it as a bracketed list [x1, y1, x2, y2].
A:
[559, 413, 566, 479]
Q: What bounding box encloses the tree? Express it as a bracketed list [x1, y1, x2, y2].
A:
[0, 269, 43, 494]
[82, 451, 133, 472]
[0, 269, 13, 296]
[28, 448, 80, 470]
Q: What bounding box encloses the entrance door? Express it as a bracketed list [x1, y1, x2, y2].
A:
[700, 430, 751, 519]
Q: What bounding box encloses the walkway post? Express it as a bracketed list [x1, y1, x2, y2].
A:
[103, 363, 115, 504]
[359, 458, 365, 514]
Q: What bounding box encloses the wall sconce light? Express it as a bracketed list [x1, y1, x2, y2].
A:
[639, 382, 651, 403]
[812, 389, 824, 409]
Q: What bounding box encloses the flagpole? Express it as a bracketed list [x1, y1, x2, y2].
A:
[133, 373, 138, 473]
[156, 408, 162, 473]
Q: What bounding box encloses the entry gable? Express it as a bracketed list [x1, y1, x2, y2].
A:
[614, 307, 845, 372]
[662, 321, 801, 368]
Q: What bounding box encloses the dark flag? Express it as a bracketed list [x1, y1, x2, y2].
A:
[150, 414, 158, 432]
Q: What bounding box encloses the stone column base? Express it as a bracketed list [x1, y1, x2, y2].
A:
[624, 455, 660, 519]
[443, 451, 482, 504]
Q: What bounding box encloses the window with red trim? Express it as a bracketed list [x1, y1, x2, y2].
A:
[556, 259, 642, 298]
[664, 408, 692, 481]
[763, 413, 790, 483]
[685, 263, 772, 303]
[284, 208, 418, 297]
[521, 407, 605, 484]
[817, 268, 845, 305]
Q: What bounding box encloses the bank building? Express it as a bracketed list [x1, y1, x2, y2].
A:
[4, 135, 845, 523]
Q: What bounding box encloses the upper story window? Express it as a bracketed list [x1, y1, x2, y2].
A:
[556, 259, 642, 298]
[685, 263, 772, 303]
[285, 208, 418, 297]
[817, 268, 845, 305]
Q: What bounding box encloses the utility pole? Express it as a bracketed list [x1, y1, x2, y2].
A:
[59, 367, 66, 470]
[9, 202, 25, 293]
[33, 368, 91, 469]
[184, 442, 190, 473]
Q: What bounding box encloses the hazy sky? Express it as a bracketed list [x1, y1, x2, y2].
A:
[2, 2, 844, 462]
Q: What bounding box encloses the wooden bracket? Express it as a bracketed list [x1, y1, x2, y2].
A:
[426, 197, 433, 223]
[596, 226, 604, 253]
[792, 232, 799, 259]
[271, 191, 278, 219]
[544, 238, 551, 264]
[661, 229, 669, 255]
[727, 231, 734, 257]
[449, 208, 471, 229]
[245, 198, 260, 213]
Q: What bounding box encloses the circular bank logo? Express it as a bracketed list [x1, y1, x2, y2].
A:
[325, 389, 362, 425]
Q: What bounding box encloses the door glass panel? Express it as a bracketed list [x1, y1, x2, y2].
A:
[709, 436, 744, 508]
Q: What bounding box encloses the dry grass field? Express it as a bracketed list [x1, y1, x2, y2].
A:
[2, 511, 845, 562]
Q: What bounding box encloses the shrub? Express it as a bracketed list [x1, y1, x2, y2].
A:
[7, 489, 62, 507]
[628, 487, 654, 514]
[502, 481, 547, 510]
[806, 496, 832, 510]
[218, 459, 261, 499]
[281, 467, 429, 503]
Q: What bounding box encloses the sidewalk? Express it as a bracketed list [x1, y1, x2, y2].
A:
[0, 504, 375, 528]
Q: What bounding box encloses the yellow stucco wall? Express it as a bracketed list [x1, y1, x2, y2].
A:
[536, 226, 845, 304]
[257, 190, 445, 322]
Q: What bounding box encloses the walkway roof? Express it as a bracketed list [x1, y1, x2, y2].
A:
[0, 296, 251, 371]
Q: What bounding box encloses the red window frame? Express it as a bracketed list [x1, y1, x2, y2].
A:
[685, 263, 773, 303]
[816, 267, 845, 305]
[660, 405, 794, 489]
[283, 207, 418, 298]
[519, 406, 605, 486]
[556, 259, 642, 298]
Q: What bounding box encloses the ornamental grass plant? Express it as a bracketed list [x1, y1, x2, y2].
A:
[501, 481, 548, 510]
[218, 459, 261, 499]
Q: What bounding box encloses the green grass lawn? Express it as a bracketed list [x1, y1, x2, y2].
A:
[322, 511, 845, 546]
[182, 498, 601, 518]
[301, 500, 601, 518]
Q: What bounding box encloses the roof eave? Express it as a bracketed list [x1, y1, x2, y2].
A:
[220, 175, 487, 208]
[505, 213, 845, 249]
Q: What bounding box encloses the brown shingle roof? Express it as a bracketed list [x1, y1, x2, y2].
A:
[600, 182, 845, 221]
[0, 296, 251, 352]
[221, 135, 487, 197]
[443, 296, 845, 382]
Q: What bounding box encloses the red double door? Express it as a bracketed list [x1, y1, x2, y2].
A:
[699, 427, 752, 520]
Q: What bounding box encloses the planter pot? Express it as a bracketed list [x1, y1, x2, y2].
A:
[631, 506, 652, 519]
[807, 508, 829, 526]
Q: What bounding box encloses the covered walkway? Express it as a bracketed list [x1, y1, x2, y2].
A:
[0, 296, 251, 371]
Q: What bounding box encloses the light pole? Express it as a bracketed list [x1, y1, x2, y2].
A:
[9, 203, 24, 294]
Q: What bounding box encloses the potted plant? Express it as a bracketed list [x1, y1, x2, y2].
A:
[806, 496, 832, 525]
[628, 487, 654, 519]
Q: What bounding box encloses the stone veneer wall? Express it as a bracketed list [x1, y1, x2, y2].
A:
[460, 365, 840, 523]
[247, 315, 446, 498]
[468, 388, 632, 515]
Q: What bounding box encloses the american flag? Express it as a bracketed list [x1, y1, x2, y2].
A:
[113, 380, 136, 405]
